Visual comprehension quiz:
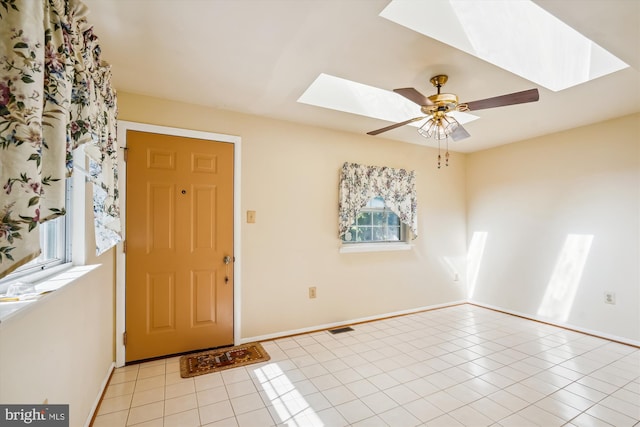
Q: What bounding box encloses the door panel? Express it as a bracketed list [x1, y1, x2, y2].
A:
[149, 273, 175, 331]
[149, 183, 175, 251]
[192, 270, 216, 325]
[193, 186, 216, 251]
[126, 130, 234, 362]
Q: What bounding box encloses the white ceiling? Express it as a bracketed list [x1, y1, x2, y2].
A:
[84, 0, 640, 153]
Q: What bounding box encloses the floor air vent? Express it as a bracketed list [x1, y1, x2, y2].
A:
[328, 326, 354, 334]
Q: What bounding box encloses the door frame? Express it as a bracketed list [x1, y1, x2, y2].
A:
[115, 121, 242, 367]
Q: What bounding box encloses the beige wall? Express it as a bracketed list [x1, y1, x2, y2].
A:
[0, 94, 637, 427]
[466, 113, 640, 342]
[117, 92, 469, 338]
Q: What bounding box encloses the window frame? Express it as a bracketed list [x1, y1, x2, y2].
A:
[342, 196, 406, 244]
[0, 175, 73, 293]
[340, 196, 412, 253]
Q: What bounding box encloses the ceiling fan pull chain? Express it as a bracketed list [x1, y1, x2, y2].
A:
[445, 137, 450, 167]
[437, 139, 442, 169]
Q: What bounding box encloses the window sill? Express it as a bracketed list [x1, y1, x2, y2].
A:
[0, 264, 100, 323]
[339, 242, 413, 253]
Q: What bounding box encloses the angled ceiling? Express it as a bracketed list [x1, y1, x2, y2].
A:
[83, 0, 640, 152]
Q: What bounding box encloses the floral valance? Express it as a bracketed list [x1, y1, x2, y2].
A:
[0, 0, 120, 278]
[338, 162, 418, 239]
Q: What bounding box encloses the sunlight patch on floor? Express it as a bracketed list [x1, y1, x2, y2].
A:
[253, 363, 324, 426]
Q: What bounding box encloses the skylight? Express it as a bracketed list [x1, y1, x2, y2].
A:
[380, 0, 628, 92]
[297, 73, 478, 128]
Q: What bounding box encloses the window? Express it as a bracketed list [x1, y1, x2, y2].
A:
[338, 162, 418, 252]
[0, 178, 71, 291]
[18, 214, 69, 272]
[342, 197, 404, 243]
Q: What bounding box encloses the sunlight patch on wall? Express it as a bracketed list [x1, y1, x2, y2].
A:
[467, 231, 488, 299]
[252, 363, 323, 426]
[537, 234, 593, 322]
[440, 255, 463, 284]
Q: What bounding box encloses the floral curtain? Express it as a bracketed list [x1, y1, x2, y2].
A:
[0, 0, 120, 279]
[338, 162, 418, 239]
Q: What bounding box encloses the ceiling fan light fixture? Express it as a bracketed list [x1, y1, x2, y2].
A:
[417, 114, 459, 140]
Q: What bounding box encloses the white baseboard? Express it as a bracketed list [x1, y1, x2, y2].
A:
[240, 299, 639, 348]
[238, 300, 468, 344]
[85, 362, 115, 427]
[469, 300, 640, 348]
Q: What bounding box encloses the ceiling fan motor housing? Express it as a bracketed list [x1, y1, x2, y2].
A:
[422, 93, 458, 114]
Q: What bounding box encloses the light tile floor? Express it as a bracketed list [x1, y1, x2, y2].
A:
[92, 305, 640, 426]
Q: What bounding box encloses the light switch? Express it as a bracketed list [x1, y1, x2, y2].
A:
[247, 210, 256, 223]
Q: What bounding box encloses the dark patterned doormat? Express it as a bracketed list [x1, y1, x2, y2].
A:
[179, 342, 270, 378]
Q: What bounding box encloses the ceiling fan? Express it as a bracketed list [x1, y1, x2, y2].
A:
[367, 74, 539, 143]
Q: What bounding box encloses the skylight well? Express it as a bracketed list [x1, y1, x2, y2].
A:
[297, 73, 477, 128]
[380, 0, 628, 92]
[296, 0, 627, 136]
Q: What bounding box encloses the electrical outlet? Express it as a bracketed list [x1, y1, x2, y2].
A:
[247, 210, 256, 223]
[309, 287, 317, 299]
[604, 291, 616, 305]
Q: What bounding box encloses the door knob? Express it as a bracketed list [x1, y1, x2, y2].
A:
[223, 256, 231, 284]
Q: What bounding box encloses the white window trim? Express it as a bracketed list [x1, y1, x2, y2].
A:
[340, 196, 412, 253]
[339, 242, 413, 253]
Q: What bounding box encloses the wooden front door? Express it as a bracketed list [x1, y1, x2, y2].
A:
[125, 130, 234, 362]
